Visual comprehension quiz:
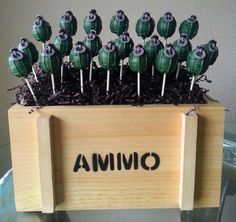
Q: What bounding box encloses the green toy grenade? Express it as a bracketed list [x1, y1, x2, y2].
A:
[135, 12, 155, 41]
[32, 15, 52, 43]
[83, 30, 102, 58]
[84, 9, 102, 35]
[203, 40, 219, 65]
[157, 12, 176, 40]
[8, 48, 32, 78]
[59, 11, 77, 36]
[54, 29, 73, 57]
[114, 32, 134, 60]
[110, 10, 129, 36]
[179, 15, 199, 40]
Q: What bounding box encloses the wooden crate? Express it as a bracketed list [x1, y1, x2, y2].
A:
[8, 100, 225, 213]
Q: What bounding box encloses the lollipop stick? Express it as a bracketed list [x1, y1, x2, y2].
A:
[190, 76, 195, 91]
[32, 65, 38, 83]
[165, 39, 168, 45]
[80, 69, 84, 94]
[61, 58, 64, 86]
[176, 63, 181, 80]
[120, 60, 123, 81]
[106, 70, 110, 95]
[151, 65, 155, 77]
[42, 43, 45, 51]
[161, 73, 167, 97]
[66, 56, 70, 63]
[143, 39, 145, 45]
[137, 72, 140, 97]
[51, 74, 56, 94]
[25, 78, 39, 106]
[89, 58, 93, 82]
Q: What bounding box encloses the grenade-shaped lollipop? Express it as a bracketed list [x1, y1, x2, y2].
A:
[173, 34, 192, 79]
[32, 16, 52, 50]
[203, 40, 219, 65]
[98, 41, 119, 94]
[186, 46, 209, 91]
[110, 10, 129, 36]
[135, 12, 155, 44]
[18, 38, 39, 82]
[129, 45, 148, 96]
[70, 42, 91, 94]
[114, 32, 134, 81]
[155, 44, 178, 96]
[84, 30, 102, 82]
[144, 35, 164, 76]
[59, 11, 77, 36]
[179, 15, 199, 40]
[157, 12, 176, 43]
[84, 9, 102, 35]
[8, 48, 38, 105]
[39, 43, 62, 94]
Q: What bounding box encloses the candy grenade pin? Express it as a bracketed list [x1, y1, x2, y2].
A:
[179, 15, 199, 40]
[155, 44, 178, 97]
[60, 11, 77, 36]
[84, 9, 102, 35]
[54, 29, 73, 85]
[186, 46, 209, 91]
[203, 40, 219, 65]
[70, 42, 91, 94]
[157, 12, 176, 44]
[8, 48, 38, 105]
[173, 34, 192, 79]
[144, 35, 164, 77]
[135, 12, 155, 45]
[129, 45, 148, 97]
[32, 15, 52, 51]
[39, 43, 62, 95]
[84, 30, 102, 82]
[18, 38, 39, 82]
[110, 10, 129, 36]
[114, 32, 134, 81]
[98, 41, 119, 94]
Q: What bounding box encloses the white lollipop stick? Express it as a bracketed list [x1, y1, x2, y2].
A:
[176, 62, 181, 80]
[32, 65, 38, 82]
[80, 69, 84, 94]
[151, 65, 155, 77]
[25, 78, 39, 106]
[66, 56, 70, 63]
[120, 60, 124, 81]
[106, 70, 110, 94]
[165, 39, 168, 45]
[161, 73, 167, 97]
[143, 39, 146, 45]
[61, 58, 64, 85]
[190, 76, 196, 91]
[51, 74, 56, 94]
[42, 43, 45, 51]
[89, 58, 93, 82]
[137, 72, 140, 97]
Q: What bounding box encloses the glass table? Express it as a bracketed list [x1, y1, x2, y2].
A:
[1, 138, 236, 222]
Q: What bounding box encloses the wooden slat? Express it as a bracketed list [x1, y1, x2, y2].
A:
[179, 112, 198, 210]
[37, 115, 55, 213]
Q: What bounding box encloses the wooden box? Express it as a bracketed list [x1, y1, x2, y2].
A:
[8, 99, 224, 213]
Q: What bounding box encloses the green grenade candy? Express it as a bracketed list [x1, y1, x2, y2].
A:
[179, 15, 199, 40]
[59, 11, 77, 36]
[144, 35, 164, 65]
[54, 29, 73, 57]
[39, 43, 62, 74]
[32, 15, 52, 43]
[70, 41, 91, 70]
[186, 46, 209, 76]
[129, 44, 148, 73]
[173, 34, 192, 62]
[98, 41, 119, 70]
[18, 38, 39, 65]
[135, 12, 155, 40]
[83, 30, 102, 57]
[114, 32, 134, 60]
[155, 44, 178, 75]
[84, 9, 102, 35]
[203, 40, 219, 65]
[8, 48, 32, 78]
[157, 12, 176, 40]
[110, 10, 129, 36]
